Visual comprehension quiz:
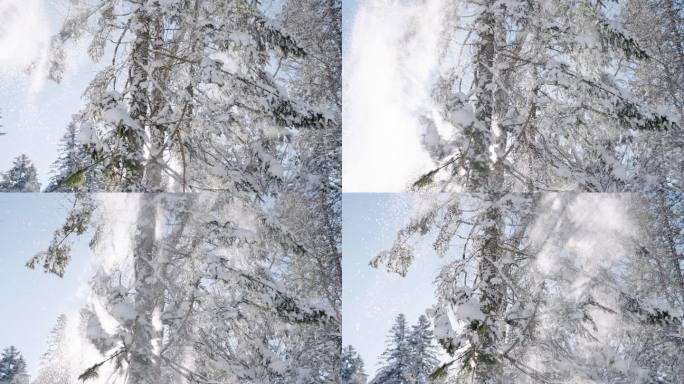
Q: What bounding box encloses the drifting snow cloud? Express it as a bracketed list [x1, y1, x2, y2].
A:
[0, 0, 52, 90]
[342, 0, 447, 191]
[531, 194, 636, 292]
[93, 194, 141, 274]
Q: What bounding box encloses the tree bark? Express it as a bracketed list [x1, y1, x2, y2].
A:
[656, 189, 684, 308]
[127, 2, 166, 382]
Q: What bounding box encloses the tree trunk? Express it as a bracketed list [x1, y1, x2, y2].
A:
[128, 193, 163, 384]
[472, 3, 507, 382]
[469, 3, 495, 191]
[126, 6, 151, 191]
[475, 199, 506, 383]
[656, 188, 684, 308]
[127, 2, 166, 382]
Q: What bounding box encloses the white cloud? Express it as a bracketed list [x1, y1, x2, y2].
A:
[342, 0, 447, 192]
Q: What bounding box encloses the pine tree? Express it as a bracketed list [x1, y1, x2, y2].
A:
[618, 192, 684, 383]
[0, 154, 40, 192]
[281, 0, 342, 194]
[274, 191, 342, 381]
[408, 315, 438, 384]
[45, 0, 329, 193]
[622, 0, 683, 117]
[45, 122, 101, 192]
[371, 315, 439, 384]
[342, 345, 368, 384]
[372, 313, 413, 384]
[412, 0, 679, 192]
[372, 192, 684, 383]
[26, 0, 340, 382]
[271, 3, 342, 379]
[29, 193, 337, 383]
[621, 0, 684, 187]
[274, 2, 343, 378]
[0, 346, 27, 383]
[33, 315, 71, 384]
[371, 196, 537, 384]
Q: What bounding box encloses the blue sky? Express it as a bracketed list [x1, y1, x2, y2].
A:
[342, 0, 359, 51]
[0, 0, 104, 188]
[343, 193, 446, 377]
[0, 67, 100, 188]
[0, 194, 92, 376]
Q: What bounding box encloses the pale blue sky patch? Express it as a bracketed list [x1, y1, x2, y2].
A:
[342, 0, 358, 52]
[0, 0, 107, 188]
[0, 194, 92, 376]
[343, 193, 448, 377]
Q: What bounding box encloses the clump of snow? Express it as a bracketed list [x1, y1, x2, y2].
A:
[110, 302, 136, 322]
[210, 51, 240, 74]
[78, 121, 96, 146]
[453, 297, 485, 322]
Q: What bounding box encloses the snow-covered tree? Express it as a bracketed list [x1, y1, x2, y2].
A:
[342, 345, 368, 384]
[271, 2, 343, 379]
[620, 0, 684, 186]
[0, 346, 27, 383]
[25, 0, 340, 382]
[369, 314, 440, 384]
[0, 154, 40, 192]
[407, 315, 438, 384]
[362, 3, 683, 377]
[45, 122, 102, 192]
[372, 195, 534, 383]
[272, 191, 342, 381]
[630, 190, 684, 309]
[612, 191, 684, 383]
[46, 0, 331, 193]
[412, 0, 681, 192]
[280, 0, 342, 193]
[371, 313, 413, 384]
[373, 193, 684, 383]
[32, 315, 71, 384]
[28, 193, 338, 384]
